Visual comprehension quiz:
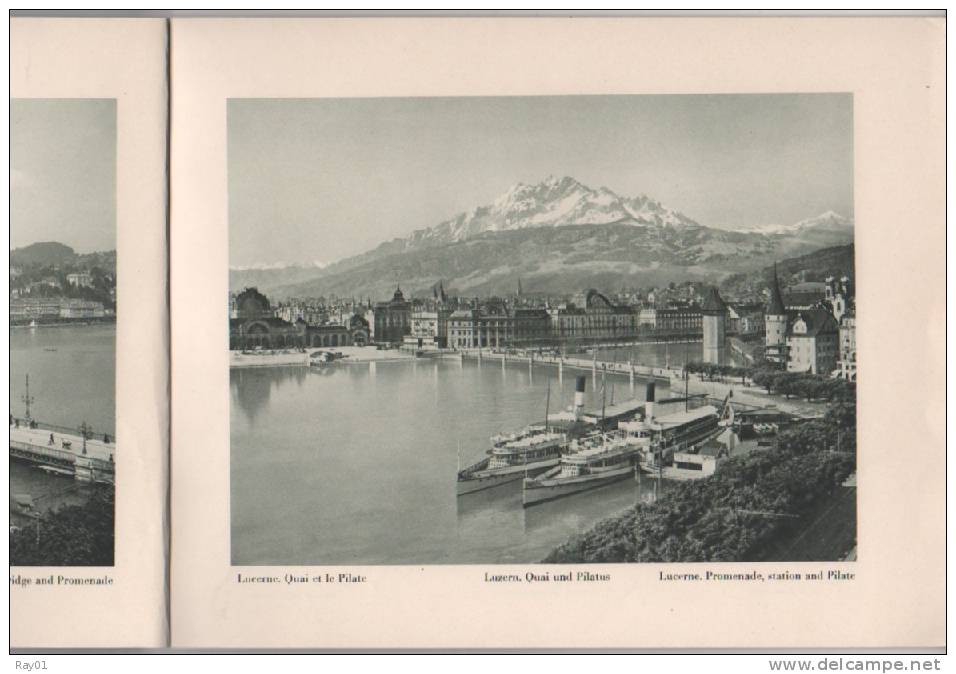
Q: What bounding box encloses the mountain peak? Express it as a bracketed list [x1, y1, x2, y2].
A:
[415, 175, 699, 248]
[793, 211, 852, 230]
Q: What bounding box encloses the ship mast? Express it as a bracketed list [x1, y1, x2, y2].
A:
[600, 372, 607, 433]
[544, 380, 550, 432]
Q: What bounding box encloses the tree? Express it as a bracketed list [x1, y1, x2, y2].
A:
[10, 486, 114, 566]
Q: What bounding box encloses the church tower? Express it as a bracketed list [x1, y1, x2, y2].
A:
[701, 286, 728, 365]
[765, 263, 789, 365]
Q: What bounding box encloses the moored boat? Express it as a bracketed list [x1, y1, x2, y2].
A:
[456, 425, 569, 495]
[521, 430, 645, 507]
[457, 379, 571, 496]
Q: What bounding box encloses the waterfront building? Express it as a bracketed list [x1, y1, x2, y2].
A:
[308, 324, 352, 349]
[59, 299, 105, 319]
[785, 307, 840, 375]
[230, 287, 306, 349]
[448, 309, 478, 348]
[548, 289, 637, 343]
[373, 286, 412, 345]
[655, 306, 702, 336]
[637, 307, 657, 327]
[447, 300, 511, 349]
[229, 287, 354, 350]
[348, 313, 371, 346]
[700, 286, 727, 365]
[10, 297, 63, 322]
[512, 308, 551, 347]
[409, 307, 452, 349]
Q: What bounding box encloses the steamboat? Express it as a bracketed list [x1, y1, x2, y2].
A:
[456, 377, 590, 496]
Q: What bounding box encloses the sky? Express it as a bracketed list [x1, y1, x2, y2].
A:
[11, 98, 116, 253]
[229, 94, 853, 268]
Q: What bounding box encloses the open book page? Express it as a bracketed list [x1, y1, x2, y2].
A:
[170, 17, 944, 649]
[10, 18, 169, 648]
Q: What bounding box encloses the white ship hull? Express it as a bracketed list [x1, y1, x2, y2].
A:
[457, 457, 560, 496]
[522, 464, 636, 507]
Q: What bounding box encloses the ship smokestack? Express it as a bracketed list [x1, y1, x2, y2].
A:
[645, 381, 655, 421]
[574, 376, 586, 420]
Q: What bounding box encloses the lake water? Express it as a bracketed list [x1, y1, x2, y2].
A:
[10, 325, 116, 434]
[9, 324, 115, 519]
[231, 357, 675, 565]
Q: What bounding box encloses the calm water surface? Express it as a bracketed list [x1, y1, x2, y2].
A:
[10, 325, 116, 433]
[9, 325, 115, 517]
[231, 357, 675, 565]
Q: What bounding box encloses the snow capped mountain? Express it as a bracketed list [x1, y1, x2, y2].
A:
[230, 260, 326, 272]
[732, 211, 853, 236]
[400, 176, 701, 249]
[791, 210, 852, 232]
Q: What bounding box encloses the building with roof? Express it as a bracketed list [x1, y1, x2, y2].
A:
[765, 264, 790, 366]
[654, 306, 702, 335]
[373, 286, 412, 345]
[447, 300, 514, 349]
[786, 307, 840, 374]
[825, 275, 854, 324]
[838, 311, 856, 381]
[408, 307, 452, 349]
[783, 281, 828, 309]
[66, 272, 94, 288]
[229, 287, 352, 350]
[547, 289, 637, 343]
[512, 308, 551, 346]
[700, 286, 728, 365]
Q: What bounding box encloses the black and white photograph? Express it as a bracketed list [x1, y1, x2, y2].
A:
[228, 94, 857, 566]
[10, 98, 117, 566]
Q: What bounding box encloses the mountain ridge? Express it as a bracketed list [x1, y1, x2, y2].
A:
[230, 176, 853, 299]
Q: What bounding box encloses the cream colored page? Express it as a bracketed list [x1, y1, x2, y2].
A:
[10, 18, 169, 648]
[170, 17, 944, 648]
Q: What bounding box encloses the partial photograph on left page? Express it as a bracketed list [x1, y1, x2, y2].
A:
[10, 98, 117, 567]
[11, 17, 168, 649]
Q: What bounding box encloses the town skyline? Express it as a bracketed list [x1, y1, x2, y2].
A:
[229, 94, 853, 268]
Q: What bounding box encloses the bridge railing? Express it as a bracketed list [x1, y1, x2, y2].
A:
[9, 415, 116, 442]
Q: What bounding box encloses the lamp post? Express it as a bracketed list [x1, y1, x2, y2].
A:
[79, 421, 92, 455]
[21, 373, 34, 421]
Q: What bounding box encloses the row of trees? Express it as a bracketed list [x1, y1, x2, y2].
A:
[543, 389, 857, 563]
[684, 361, 753, 381]
[683, 360, 856, 403]
[750, 368, 855, 402]
[10, 486, 114, 566]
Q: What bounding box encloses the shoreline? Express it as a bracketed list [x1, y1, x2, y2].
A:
[230, 345, 418, 368]
[10, 319, 116, 330]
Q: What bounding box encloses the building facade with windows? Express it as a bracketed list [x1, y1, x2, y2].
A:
[785, 308, 840, 375]
[373, 286, 412, 344]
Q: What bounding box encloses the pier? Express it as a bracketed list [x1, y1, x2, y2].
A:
[9, 418, 115, 484]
